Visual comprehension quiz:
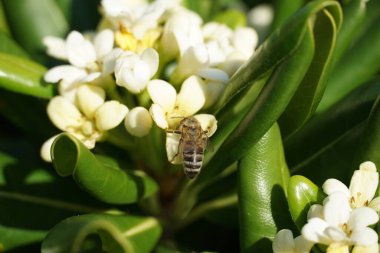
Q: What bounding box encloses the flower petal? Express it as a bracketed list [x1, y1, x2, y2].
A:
[95, 101, 129, 131]
[175, 75, 206, 116]
[294, 235, 314, 253]
[368, 196, 380, 212]
[149, 104, 168, 129]
[43, 36, 67, 60]
[350, 227, 378, 247]
[140, 47, 159, 78]
[307, 204, 324, 219]
[173, 44, 209, 83]
[323, 178, 350, 197]
[193, 114, 217, 137]
[76, 85, 106, 119]
[47, 96, 83, 131]
[352, 243, 379, 253]
[44, 65, 87, 83]
[197, 68, 229, 83]
[102, 48, 124, 75]
[349, 161, 379, 207]
[94, 29, 114, 59]
[323, 192, 351, 227]
[347, 207, 379, 231]
[148, 79, 176, 113]
[124, 107, 152, 137]
[272, 229, 295, 253]
[301, 218, 334, 245]
[166, 133, 182, 164]
[66, 31, 96, 68]
[40, 135, 59, 162]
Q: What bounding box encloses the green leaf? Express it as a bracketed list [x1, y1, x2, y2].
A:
[330, 0, 367, 66]
[238, 123, 292, 252]
[271, 0, 304, 31]
[212, 9, 246, 29]
[51, 133, 158, 204]
[287, 175, 324, 229]
[285, 78, 380, 184]
[0, 1, 10, 34]
[279, 8, 339, 137]
[41, 214, 162, 253]
[0, 53, 54, 98]
[0, 30, 29, 58]
[318, 9, 380, 112]
[353, 95, 380, 168]
[3, 0, 69, 62]
[0, 137, 107, 251]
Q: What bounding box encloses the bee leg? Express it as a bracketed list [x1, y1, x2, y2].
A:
[166, 129, 182, 134]
[169, 137, 184, 163]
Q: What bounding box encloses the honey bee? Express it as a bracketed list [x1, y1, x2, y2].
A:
[167, 117, 210, 179]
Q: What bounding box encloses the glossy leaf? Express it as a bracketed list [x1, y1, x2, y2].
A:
[271, 0, 304, 31]
[2, 0, 69, 62]
[42, 214, 162, 253]
[318, 8, 380, 112]
[279, 8, 339, 137]
[194, 0, 341, 186]
[238, 123, 292, 252]
[0, 53, 54, 98]
[330, 0, 367, 66]
[287, 175, 324, 229]
[51, 133, 158, 204]
[0, 137, 107, 251]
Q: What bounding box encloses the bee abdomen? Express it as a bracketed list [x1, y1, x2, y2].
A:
[183, 152, 203, 179]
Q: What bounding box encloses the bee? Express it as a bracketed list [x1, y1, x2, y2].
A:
[167, 117, 210, 179]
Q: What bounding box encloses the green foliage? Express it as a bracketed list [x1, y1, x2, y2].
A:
[51, 134, 158, 204]
[41, 214, 162, 253]
[0, 0, 379, 252]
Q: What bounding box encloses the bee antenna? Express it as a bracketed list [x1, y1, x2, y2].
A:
[170, 116, 185, 119]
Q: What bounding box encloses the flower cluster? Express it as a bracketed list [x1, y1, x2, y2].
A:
[273, 162, 380, 253]
[40, 0, 259, 164]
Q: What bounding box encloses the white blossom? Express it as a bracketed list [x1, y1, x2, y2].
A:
[302, 192, 379, 251]
[41, 85, 128, 162]
[114, 48, 159, 93]
[272, 229, 314, 253]
[323, 161, 380, 211]
[124, 107, 152, 137]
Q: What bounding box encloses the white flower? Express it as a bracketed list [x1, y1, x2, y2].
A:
[102, 0, 180, 40]
[124, 107, 152, 137]
[352, 244, 379, 253]
[114, 48, 159, 93]
[302, 192, 379, 251]
[41, 85, 128, 162]
[323, 161, 380, 211]
[202, 22, 258, 75]
[44, 30, 115, 83]
[169, 43, 229, 108]
[247, 4, 274, 31]
[272, 229, 314, 253]
[160, 8, 203, 60]
[147, 76, 206, 129]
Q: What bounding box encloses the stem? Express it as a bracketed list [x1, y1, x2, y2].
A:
[174, 194, 238, 230]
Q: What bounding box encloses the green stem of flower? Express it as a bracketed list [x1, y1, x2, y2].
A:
[174, 194, 238, 230]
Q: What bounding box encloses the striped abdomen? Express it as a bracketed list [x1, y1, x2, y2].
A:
[182, 143, 204, 179]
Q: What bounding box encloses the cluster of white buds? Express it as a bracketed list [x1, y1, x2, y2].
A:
[273, 162, 380, 253]
[40, 0, 259, 164]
